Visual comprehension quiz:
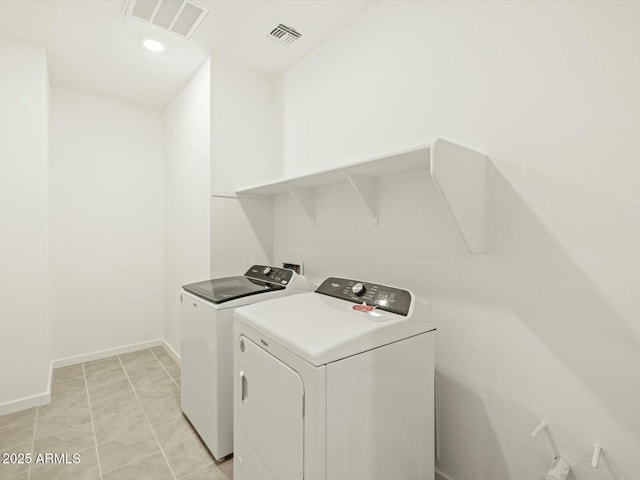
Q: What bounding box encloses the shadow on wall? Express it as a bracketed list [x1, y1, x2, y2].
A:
[260, 156, 638, 479]
[237, 195, 273, 259]
[436, 372, 511, 479]
[486, 162, 640, 474]
[210, 195, 273, 278]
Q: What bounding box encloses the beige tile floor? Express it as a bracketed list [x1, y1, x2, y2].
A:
[0, 346, 233, 480]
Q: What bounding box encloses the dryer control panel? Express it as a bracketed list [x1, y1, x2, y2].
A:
[245, 265, 294, 286]
[316, 277, 412, 316]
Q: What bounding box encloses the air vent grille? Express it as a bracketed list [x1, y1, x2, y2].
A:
[124, 0, 210, 39]
[268, 24, 301, 46]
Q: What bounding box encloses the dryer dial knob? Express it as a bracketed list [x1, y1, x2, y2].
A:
[352, 282, 366, 296]
[263, 267, 273, 275]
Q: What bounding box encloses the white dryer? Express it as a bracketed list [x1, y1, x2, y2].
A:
[180, 265, 308, 460]
[233, 277, 436, 480]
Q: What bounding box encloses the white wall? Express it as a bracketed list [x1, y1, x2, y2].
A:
[164, 59, 211, 355]
[49, 86, 164, 362]
[0, 35, 49, 411]
[211, 57, 278, 193]
[210, 58, 275, 278]
[273, 2, 640, 479]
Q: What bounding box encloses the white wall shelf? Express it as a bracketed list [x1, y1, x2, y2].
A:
[235, 138, 488, 253]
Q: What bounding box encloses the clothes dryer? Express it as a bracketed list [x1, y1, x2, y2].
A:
[233, 276, 436, 480]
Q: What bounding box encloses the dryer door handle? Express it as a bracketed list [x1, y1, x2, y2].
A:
[240, 370, 248, 403]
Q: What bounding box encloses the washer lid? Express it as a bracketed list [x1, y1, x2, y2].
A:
[234, 292, 435, 367]
[183, 276, 285, 304]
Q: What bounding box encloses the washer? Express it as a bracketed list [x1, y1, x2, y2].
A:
[180, 265, 309, 460]
[233, 276, 436, 480]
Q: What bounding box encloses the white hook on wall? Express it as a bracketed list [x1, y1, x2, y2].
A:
[592, 443, 603, 468]
[531, 421, 547, 437]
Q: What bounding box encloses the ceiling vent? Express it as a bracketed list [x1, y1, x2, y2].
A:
[268, 24, 301, 46]
[123, 0, 210, 39]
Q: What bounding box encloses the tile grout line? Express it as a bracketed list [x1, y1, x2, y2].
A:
[27, 401, 40, 480]
[84, 363, 130, 401]
[87, 379, 176, 426]
[117, 355, 178, 480]
[151, 349, 232, 480]
[94, 450, 167, 478]
[82, 363, 104, 480]
[150, 349, 181, 391]
[85, 364, 124, 382]
[0, 354, 203, 480]
[183, 461, 220, 479]
[88, 374, 175, 408]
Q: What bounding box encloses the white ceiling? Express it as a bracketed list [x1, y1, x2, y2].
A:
[0, 0, 373, 109]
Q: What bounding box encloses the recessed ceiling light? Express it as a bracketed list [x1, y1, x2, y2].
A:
[142, 38, 165, 52]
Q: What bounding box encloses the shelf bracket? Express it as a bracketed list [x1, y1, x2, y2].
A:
[346, 174, 378, 224]
[430, 138, 487, 253]
[287, 186, 315, 226]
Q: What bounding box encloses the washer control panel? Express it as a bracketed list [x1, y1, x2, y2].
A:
[245, 265, 294, 285]
[316, 277, 412, 316]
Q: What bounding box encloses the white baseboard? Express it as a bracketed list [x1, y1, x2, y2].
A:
[435, 468, 456, 480]
[0, 390, 48, 416]
[1, 339, 168, 416]
[0, 360, 54, 415]
[161, 340, 181, 366]
[51, 339, 164, 368]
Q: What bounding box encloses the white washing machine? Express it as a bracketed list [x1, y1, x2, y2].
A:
[233, 276, 436, 480]
[180, 265, 309, 460]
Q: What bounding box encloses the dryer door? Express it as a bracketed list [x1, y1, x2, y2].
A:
[235, 335, 304, 480]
